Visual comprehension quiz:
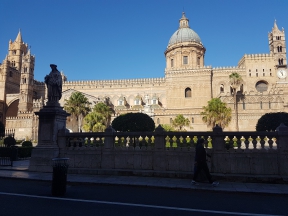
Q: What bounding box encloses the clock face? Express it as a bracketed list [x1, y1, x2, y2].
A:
[277, 69, 287, 79]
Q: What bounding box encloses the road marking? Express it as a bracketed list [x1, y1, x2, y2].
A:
[0, 192, 283, 216]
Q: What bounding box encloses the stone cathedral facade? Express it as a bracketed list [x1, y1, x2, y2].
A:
[0, 13, 287, 140]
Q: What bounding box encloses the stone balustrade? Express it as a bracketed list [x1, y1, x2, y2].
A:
[55, 125, 287, 180]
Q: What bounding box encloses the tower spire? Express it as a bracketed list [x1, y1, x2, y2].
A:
[273, 20, 279, 31]
[15, 29, 23, 43]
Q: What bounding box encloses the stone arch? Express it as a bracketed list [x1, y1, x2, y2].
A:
[6, 99, 19, 117]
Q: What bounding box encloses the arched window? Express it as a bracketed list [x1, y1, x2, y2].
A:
[277, 46, 282, 52]
[185, 88, 191, 98]
[9, 71, 13, 77]
[157, 118, 160, 124]
[171, 59, 174, 67]
[220, 84, 224, 93]
[170, 118, 172, 123]
[191, 117, 194, 123]
[279, 58, 283, 65]
[255, 81, 268, 93]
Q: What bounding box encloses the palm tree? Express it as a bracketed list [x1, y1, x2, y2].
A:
[229, 72, 243, 131]
[201, 98, 232, 129]
[83, 112, 106, 132]
[93, 102, 113, 127]
[64, 92, 91, 132]
[172, 114, 190, 131]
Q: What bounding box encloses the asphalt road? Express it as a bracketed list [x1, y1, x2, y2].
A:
[0, 178, 287, 216]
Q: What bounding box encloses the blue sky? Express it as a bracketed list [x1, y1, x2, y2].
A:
[1, 0, 287, 81]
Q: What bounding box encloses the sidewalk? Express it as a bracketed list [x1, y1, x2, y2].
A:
[0, 160, 288, 195]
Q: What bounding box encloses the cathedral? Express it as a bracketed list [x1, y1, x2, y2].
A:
[0, 13, 287, 140]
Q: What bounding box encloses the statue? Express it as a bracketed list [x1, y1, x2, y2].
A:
[45, 64, 62, 103]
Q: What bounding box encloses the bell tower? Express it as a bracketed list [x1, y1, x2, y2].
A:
[268, 20, 287, 68]
[7, 30, 28, 70]
[18, 49, 35, 113]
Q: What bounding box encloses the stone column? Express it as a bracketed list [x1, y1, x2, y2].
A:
[153, 125, 166, 172]
[276, 123, 288, 178]
[29, 104, 70, 172]
[101, 126, 115, 169]
[211, 125, 225, 173]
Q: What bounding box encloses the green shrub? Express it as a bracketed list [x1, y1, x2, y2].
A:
[4, 136, 16, 146]
[256, 112, 288, 131]
[22, 141, 33, 147]
[112, 113, 155, 132]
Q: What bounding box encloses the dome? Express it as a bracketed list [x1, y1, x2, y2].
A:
[168, 28, 201, 46]
[168, 12, 202, 47]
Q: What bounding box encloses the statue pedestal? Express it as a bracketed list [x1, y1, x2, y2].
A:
[29, 104, 69, 172]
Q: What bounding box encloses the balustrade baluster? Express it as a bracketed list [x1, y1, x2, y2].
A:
[165, 136, 170, 148]
[240, 136, 246, 149]
[170, 136, 176, 148]
[234, 136, 241, 149]
[256, 136, 262, 149]
[185, 136, 191, 148]
[192, 136, 198, 147]
[248, 136, 254, 149]
[272, 137, 277, 149]
[263, 136, 269, 150]
[126, 136, 130, 147]
[268, 137, 274, 149]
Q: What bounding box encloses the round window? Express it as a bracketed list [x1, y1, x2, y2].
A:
[255, 81, 268, 93]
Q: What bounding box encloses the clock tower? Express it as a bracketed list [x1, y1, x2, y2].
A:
[268, 20, 287, 79]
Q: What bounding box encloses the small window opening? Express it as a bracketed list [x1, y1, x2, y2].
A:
[220, 84, 224, 93]
[185, 88, 191, 98]
[183, 56, 188, 65]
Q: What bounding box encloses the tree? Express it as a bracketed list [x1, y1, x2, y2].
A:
[93, 102, 113, 127]
[83, 102, 113, 132]
[201, 98, 232, 130]
[256, 112, 288, 131]
[172, 114, 190, 131]
[229, 72, 243, 131]
[112, 113, 155, 132]
[64, 92, 91, 132]
[161, 124, 174, 132]
[83, 112, 106, 132]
